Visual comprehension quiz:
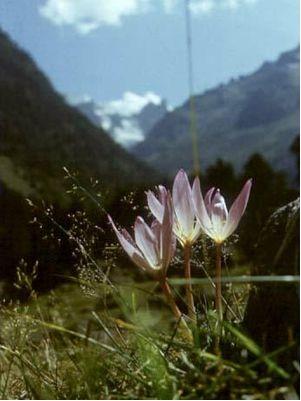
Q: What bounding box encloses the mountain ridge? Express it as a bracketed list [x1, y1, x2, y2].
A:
[133, 46, 300, 178]
[0, 29, 159, 205]
[0, 28, 160, 288]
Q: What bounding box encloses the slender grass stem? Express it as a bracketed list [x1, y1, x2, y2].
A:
[215, 243, 223, 352]
[184, 243, 196, 321]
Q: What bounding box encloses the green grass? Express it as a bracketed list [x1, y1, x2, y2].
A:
[0, 156, 34, 196]
[0, 278, 298, 400]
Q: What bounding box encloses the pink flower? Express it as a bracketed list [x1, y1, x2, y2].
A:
[108, 193, 175, 278]
[192, 178, 252, 244]
[147, 170, 202, 246]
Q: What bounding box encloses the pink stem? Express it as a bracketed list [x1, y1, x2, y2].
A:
[160, 278, 182, 321]
[215, 243, 223, 322]
[184, 243, 196, 321]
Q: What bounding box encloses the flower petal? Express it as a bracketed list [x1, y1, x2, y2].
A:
[191, 219, 203, 243]
[121, 228, 136, 247]
[158, 185, 168, 204]
[134, 216, 159, 268]
[147, 190, 164, 223]
[172, 169, 195, 237]
[192, 177, 212, 233]
[161, 193, 175, 272]
[223, 179, 252, 238]
[151, 219, 161, 242]
[211, 189, 228, 222]
[204, 187, 215, 214]
[108, 215, 150, 271]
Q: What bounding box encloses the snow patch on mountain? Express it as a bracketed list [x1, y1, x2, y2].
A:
[69, 91, 168, 148]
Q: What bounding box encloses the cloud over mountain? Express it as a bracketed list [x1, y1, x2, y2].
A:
[70, 91, 168, 148]
[98, 91, 162, 117]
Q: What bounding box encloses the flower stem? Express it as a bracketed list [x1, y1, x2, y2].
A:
[160, 278, 182, 321]
[184, 243, 196, 321]
[215, 243, 223, 352]
[160, 277, 192, 341]
[215, 243, 223, 321]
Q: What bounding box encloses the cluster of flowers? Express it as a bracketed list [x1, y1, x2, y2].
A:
[109, 169, 252, 278]
[108, 169, 252, 322]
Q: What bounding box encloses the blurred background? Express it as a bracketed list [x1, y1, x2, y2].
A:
[0, 0, 299, 297]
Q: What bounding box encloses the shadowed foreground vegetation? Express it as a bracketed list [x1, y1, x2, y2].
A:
[0, 151, 299, 400]
[0, 229, 299, 400]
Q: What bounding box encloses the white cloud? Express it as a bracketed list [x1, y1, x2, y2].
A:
[190, 0, 215, 15]
[100, 115, 112, 131]
[113, 119, 144, 145]
[39, 0, 259, 33]
[39, 0, 150, 34]
[71, 91, 164, 147]
[189, 0, 259, 15]
[98, 92, 161, 146]
[162, 0, 177, 13]
[97, 91, 162, 117]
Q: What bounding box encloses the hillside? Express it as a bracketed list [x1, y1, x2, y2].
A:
[0, 29, 158, 289]
[133, 47, 300, 178]
[0, 29, 157, 205]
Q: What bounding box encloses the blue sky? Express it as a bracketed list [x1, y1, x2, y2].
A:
[0, 0, 299, 107]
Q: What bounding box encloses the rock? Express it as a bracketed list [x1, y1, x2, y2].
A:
[243, 199, 299, 368]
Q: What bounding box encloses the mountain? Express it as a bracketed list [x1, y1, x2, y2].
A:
[133, 47, 300, 178]
[0, 30, 158, 205]
[0, 28, 161, 291]
[74, 92, 168, 149]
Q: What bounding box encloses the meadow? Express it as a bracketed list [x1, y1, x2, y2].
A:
[0, 4, 299, 400]
[0, 169, 299, 400]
